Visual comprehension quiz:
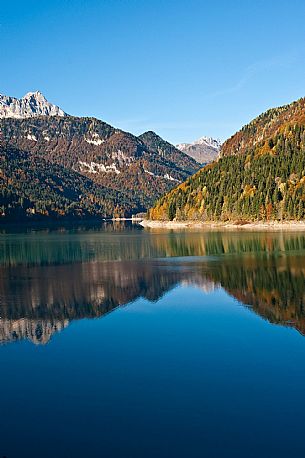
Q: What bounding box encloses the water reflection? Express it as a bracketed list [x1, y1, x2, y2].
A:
[0, 227, 304, 344]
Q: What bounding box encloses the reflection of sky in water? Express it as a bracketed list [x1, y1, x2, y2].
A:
[1, 279, 305, 457]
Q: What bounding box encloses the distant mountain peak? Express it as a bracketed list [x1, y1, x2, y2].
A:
[23, 90, 45, 99]
[195, 136, 222, 148]
[0, 90, 66, 118]
[138, 130, 200, 172]
[176, 135, 221, 165]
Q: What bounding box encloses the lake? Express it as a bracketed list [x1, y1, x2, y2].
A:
[0, 223, 305, 458]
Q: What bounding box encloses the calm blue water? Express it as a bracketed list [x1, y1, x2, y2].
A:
[0, 224, 305, 457]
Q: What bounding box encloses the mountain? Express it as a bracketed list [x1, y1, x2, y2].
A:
[220, 97, 305, 158]
[139, 131, 200, 173]
[0, 93, 201, 220]
[176, 136, 221, 164]
[0, 145, 141, 221]
[0, 91, 66, 118]
[148, 97, 305, 222]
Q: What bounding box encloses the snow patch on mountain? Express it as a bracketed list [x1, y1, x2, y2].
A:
[84, 133, 105, 146]
[144, 169, 180, 182]
[177, 136, 221, 151]
[26, 134, 37, 142]
[111, 150, 134, 163]
[79, 161, 120, 174]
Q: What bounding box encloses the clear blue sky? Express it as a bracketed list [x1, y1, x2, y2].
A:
[1, 0, 305, 144]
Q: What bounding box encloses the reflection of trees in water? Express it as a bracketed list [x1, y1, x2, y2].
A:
[0, 230, 304, 344]
[208, 256, 305, 335]
[2, 228, 305, 267]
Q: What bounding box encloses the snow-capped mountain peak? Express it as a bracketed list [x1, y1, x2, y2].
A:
[176, 135, 221, 165]
[196, 136, 222, 148]
[23, 90, 46, 101]
[0, 90, 66, 118]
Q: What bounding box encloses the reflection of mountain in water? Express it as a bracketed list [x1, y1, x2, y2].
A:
[0, 319, 69, 345]
[0, 229, 304, 344]
[0, 260, 196, 344]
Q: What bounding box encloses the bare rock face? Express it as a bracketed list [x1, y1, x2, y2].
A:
[0, 90, 66, 118]
[176, 136, 221, 164]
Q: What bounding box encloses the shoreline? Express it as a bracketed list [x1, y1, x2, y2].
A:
[140, 219, 305, 231]
[111, 217, 144, 221]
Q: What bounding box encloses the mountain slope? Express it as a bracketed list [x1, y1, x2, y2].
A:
[139, 131, 199, 173]
[176, 136, 221, 164]
[221, 97, 305, 157]
[0, 145, 142, 221]
[0, 91, 66, 118]
[149, 97, 305, 222]
[0, 115, 200, 212]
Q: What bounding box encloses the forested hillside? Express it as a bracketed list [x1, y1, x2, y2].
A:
[0, 115, 200, 217]
[0, 146, 142, 221]
[221, 97, 305, 157]
[149, 98, 305, 221]
[138, 131, 199, 173]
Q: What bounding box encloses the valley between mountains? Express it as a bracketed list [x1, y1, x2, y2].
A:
[1, 91, 305, 223]
[0, 91, 205, 221]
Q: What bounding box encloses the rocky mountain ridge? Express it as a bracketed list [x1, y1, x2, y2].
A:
[0, 90, 202, 219]
[176, 135, 221, 164]
[0, 90, 66, 118]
